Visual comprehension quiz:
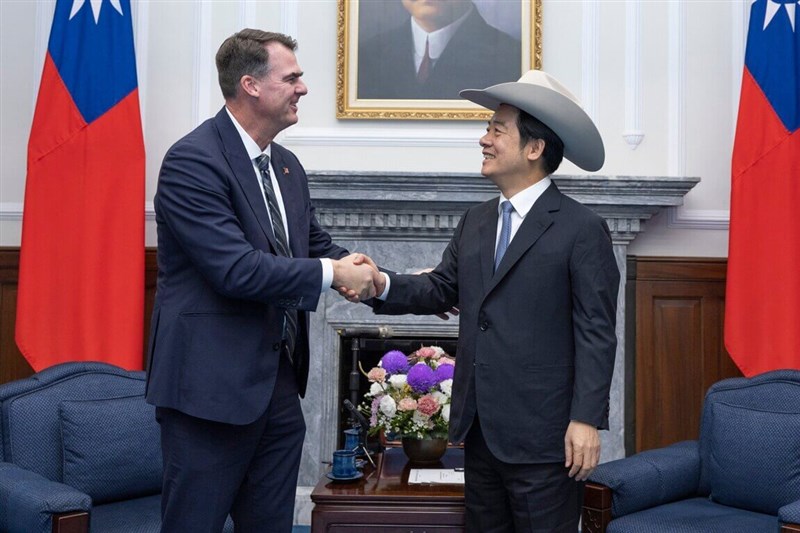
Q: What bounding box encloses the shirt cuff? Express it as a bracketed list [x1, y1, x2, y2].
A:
[320, 258, 333, 293]
[376, 272, 391, 300]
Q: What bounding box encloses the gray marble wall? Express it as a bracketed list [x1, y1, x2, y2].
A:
[293, 172, 698, 523]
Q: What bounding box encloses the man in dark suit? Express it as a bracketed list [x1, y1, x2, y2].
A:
[145, 29, 381, 532]
[358, 71, 620, 531]
[357, 0, 521, 100]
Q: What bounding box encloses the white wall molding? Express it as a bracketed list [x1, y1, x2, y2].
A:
[281, 127, 479, 148]
[192, 3, 213, 127]
[667, 207, 730, 230]
[623, 0, 644, 149]
[281, 0, 299, 39]
[667, 1, 686, 176]
[133, 1, 149, 131]
[33, 1, 56, 109]
[238, 0, 257, 30]
[0, 203, 24, 222]
[581, 0, 600, 122]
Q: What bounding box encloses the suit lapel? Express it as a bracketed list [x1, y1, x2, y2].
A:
[479, 198, 500, 291]
[214, 108, 278, 251]
[483, 183, 561, 296]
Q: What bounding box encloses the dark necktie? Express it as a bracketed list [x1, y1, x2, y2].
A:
[417, 39, 432, 83]
[256, 154, 297, 363]
[494, 201, 514, 273]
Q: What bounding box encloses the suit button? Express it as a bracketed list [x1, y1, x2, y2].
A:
[480, 321, 489, 331]
[272, 342, 281, 351]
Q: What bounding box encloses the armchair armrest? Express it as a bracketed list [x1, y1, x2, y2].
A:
[779, 500, 800, 532]
[0, 462, 91, 533]
[587, 441, 701, 518]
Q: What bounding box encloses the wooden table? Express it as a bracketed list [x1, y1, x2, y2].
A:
[311, 447, 465, 533]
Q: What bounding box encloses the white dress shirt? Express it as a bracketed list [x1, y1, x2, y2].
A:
[226, 107, 333, 292]
[409, 5, 473, 72]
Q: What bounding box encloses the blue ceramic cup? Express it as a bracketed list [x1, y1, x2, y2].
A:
[344, 428, 360, 451]
[332, 449, 357, 478]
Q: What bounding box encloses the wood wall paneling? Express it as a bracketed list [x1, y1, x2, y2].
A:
[0, 248, 157, 385]
[634, 257, 740, 453]
[0, 250, 741, 457]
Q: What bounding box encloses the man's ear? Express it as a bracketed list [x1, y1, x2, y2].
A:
[240, 75, 259, 98]
[526, 139, 545, 162]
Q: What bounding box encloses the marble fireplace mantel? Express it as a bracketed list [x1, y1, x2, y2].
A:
[297, 171, 699, 493]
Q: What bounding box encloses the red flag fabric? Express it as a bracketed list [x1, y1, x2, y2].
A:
[725, 0, 800, 376]
[16, 0, 145, 371]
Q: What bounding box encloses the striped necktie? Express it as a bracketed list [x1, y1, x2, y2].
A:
[256, 154, 297, 363]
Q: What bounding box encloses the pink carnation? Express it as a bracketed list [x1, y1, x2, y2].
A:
[398, 397, 418, 411]
[367, 367, 387, 383]
[416, 394, 440, 416]
[416, 347, 437, 359]
[437, 356, 456, 367]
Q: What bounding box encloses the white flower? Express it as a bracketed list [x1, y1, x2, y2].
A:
[370, 382, 384, 396]
[432, 391, 448, 405]
[379, 395, 397, 418]
[412, 410, 432, 427]
[442, 404, 450, 422]
[431, 345, 446, 357]
[439, 379, 453, 397]
[388, 374, 407, 388]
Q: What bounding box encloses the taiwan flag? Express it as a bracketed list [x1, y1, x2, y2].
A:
[16, 0, 145, 371]
[725, 0, 800, 376]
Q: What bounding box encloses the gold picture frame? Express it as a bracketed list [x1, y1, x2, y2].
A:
[336, 0, 542, 120]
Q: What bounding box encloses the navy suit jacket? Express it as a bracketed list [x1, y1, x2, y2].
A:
[146, 108, 348, 425]
[375, 183, 620, 464]
[358, 7, 521, 100]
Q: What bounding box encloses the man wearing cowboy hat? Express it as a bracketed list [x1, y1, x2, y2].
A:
[363, 70, 620, 531]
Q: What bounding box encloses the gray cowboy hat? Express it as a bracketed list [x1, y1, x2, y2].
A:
[460, 70, 605, 172]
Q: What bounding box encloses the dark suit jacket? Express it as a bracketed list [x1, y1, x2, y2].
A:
[375, 183, 620, 464]
[145, 108, 348, 425]
[358, 7, 521, 100]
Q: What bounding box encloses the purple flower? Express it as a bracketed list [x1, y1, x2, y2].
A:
[434, 363, 454, 383]
[407, 363, 437, 393]
[380, 350, 409, 374]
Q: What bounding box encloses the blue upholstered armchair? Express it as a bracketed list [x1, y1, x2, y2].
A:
[0, 362, 166, 532]
[582, 370, 800, 533]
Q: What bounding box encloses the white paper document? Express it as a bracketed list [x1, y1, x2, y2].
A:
[408, 468, 465, 485]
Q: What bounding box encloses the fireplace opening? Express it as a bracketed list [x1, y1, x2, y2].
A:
[336, 333, 458, 448]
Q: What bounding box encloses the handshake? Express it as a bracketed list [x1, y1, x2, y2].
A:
[331, 253, 384, 303]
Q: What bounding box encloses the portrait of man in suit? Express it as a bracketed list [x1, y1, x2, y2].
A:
[357, 0, 522, 100]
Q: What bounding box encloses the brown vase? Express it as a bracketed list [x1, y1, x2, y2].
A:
[401, 437, 448, 465]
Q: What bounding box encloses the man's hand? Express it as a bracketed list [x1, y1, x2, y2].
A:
[332, 253, 382, 302]
[564, 420, 600, 481]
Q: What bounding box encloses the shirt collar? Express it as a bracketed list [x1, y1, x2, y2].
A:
[499, 177, 552, 218]
[225, 106, 272, 162]
[410, 4, 473, 60]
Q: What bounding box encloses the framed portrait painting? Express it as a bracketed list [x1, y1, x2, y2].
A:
[336, 0, 542, 120]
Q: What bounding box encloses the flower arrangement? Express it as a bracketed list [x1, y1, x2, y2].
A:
[361, 346, 455, 440]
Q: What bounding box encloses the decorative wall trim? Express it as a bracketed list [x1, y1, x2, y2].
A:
[133, 0, 149, 130]
[238, 0, 257, 30]
[307, 171, 700, 242]
[0, 203, 23, 221]
[667, 207, 730, 230]
[281, 0, 299, 39]
[281, 127, 479, 148]
[624, 0, 644, 150]
[668, 1, 686, 176]
[582, 0, 600, 121]
[731, 0, 749, 132]
[33, 0, 55, 109]
[192, 2, 213, 127]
